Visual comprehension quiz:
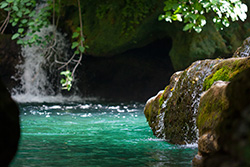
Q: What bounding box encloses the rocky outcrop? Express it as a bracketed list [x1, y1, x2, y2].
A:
[144, 36, 250, 166]
[144, 36, 250, 145]
[60, 0, 250, 71]
[144, 59, 221, 144]
[193, 68, 250, 167]
[0, 80, 20, 166]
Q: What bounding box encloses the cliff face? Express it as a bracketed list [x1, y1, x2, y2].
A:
[60, 0, 250, 70]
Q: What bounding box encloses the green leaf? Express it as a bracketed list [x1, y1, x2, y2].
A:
[24, 8, 31, 15]
[17, 11, 22, 17]
[26, 2, 32, 6]
[80, 36, 85, 42]
[72, 32, 80, 39]
[158, 14, 165, 21]
[74, 50, 80, 55]
[0, 2, 8, 9]
[79, 46, 85, 53]
[17, 39, 24, 45]
[11, 33, 20, 40]
[60, 70, 72, 76]
[13, 5, 18, 11]
[183, 23, 194, 31]
[21, 19, 28, 24]
[6, 0, 14, 3]
[71, 42, 79, 49]
[18, 28, 24, 33]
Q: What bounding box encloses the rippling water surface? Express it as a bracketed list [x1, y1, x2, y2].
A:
[11, 102, 197, 167]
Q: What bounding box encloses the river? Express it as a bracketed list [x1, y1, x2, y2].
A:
[10, 101, 197, 167]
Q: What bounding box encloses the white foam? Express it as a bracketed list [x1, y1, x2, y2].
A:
[12, 93, 82, 103]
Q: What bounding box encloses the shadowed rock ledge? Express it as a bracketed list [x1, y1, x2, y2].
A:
[0, 80, 20, 166]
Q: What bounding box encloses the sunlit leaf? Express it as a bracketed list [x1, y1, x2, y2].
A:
[183, 23, 194, 31]
[11, 33, 20, 40]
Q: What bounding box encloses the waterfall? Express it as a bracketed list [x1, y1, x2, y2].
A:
[11, 26, 81, 103]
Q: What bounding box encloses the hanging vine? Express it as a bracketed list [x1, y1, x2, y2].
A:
[0, 0, 87, 91]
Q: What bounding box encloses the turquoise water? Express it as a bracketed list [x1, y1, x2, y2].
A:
[11, 102, 197, 167]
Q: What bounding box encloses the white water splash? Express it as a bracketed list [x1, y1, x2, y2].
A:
[11, 25, 83, 103]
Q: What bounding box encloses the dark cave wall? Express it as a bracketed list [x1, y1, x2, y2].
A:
[77, 37, 174, 102]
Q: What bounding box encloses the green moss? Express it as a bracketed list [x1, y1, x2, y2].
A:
[203, 58, 250, 91]
[158, 85, 168, 107]
[120, 0, 156, 36]
[203, 67, 230, 90]
[197, 84, 229, 135]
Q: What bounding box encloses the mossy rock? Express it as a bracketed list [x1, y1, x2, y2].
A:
[144, 71, 183, 138]
[203, 57, 250, 91]
[197, 81, 229, 136]
[59, 0, 250, 71]
[195, 68, 250, 167]
[144, 90, 164, 136]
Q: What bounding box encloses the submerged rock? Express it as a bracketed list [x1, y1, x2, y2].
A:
[0, 80, 20, 166]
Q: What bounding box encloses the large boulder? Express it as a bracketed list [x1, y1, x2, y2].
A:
[0, 80, 20, 166]
[144, 59, 221, 144]
[193, 68, 250, 167]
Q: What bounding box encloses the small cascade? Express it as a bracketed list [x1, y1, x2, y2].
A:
[233, 36, 250, 57]
[12, 26, 81, 103]
[145, 58, 222, 144]
[145, 36, 250, 144]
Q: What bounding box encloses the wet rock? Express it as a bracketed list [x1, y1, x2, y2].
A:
[197, 81, 229, 136]
[0, 80, 20, 166]
[198, 132, 219, 154]
[203, 57, 250, 91]
[144, 59, 221, 144]
[233, 36, 250, 57]
[192, 152, 204, 167]
[194, 68, 250, 167]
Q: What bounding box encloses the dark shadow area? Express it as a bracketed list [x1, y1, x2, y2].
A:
[77, 37, 174, 102]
